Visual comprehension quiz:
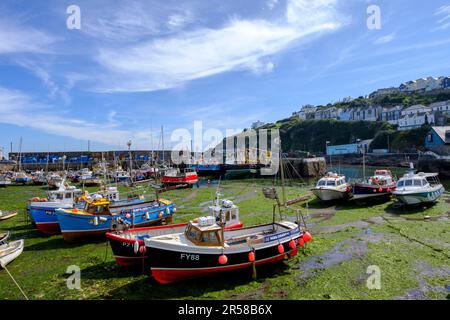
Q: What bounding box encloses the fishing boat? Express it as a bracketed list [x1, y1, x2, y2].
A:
[0, 210, 18, 221]
[79, 169, 101, 186]
[32, 170, 48, 185]
[28, 185, 124, 235]
[144, 213, 306, 284]
[56, 196, 175, 242]
[13, 172, 32, 185]
[351, 170, 396, 201]
[27, 185, 84, 235]
[0, 240, 24, 268]
[106, 198, 243, 267]
[160, 168, 198, 187]
[0, 174, 11, 188]
[311, 172, 352, 201]
[392, 169, 445, 205]
[47, 173, 64, 189]
[112, 168, 130, 183]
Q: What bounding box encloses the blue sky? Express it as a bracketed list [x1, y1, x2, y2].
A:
[0, 0, 449, 153]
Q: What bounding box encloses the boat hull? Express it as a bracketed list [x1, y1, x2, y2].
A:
[312, 188, 350, 201]
[393, 186, 445, 205]
[28, 203, 74, 235]
[0, 240, 24, 268]
[351, 184, 394, 201]
[57, 202, 176, 242]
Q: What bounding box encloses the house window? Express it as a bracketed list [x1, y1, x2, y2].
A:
[427, 134, 433, 143]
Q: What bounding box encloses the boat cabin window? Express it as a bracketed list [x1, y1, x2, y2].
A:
[397, 180, 404, 187]
[404, 180, 413, 187]
[225, 209, 237, 221]
[326, 180, 336, 186]
[65, 193, 72, 199]
[186, 224, 222, 245]
[86, 204, 109, 215]
[413, 180, 422, 186]
[186, 225, 201, 242]
[54, 193, 63, 201]
[317, 180, 326, 186]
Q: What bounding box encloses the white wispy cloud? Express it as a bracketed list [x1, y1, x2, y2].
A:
[0, 20, 55, 54]
[0, 87, 148, 147]
[87, 0, 344, 92]
[434, 5, 450, 30]
[375, 33, 396, 45]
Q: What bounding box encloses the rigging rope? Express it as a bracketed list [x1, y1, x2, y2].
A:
[3, 265, 29, 300]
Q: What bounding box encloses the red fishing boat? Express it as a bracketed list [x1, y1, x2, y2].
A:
[160, 168, 198, 186]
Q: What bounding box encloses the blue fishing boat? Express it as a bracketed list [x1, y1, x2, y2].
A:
[56, 197, 175, 242]
[27, 185, 84, 235]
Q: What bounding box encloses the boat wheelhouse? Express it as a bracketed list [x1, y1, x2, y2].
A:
[393, 171, 445, 205]
[311, 172, 351, 201]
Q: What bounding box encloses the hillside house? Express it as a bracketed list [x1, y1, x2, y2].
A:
[380, 105, 403, 125]
[425, 126, 450, 155]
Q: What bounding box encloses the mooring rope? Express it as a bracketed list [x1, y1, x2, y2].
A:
[2, 265, 29, 300]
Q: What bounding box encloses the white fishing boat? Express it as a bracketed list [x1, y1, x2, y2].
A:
[393, 169, 445, 205]
[0, 240, 24, 268]
[311, 172, 352, 201]
[47, 173, 64, 189]
[0, 174, 11, 187]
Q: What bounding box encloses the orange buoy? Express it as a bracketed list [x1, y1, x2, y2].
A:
[125, 213, 131, 219]
[290, 248, 299, 257]
[289, 240, 296, 250]
[218, 254, 228, 265]
[248, 251, 255, 262]
[277, 244, 284, 254]
[303, 231, 312, 243]
[299, 238, 305, 247]
[378, 187, 383, 192]
[139, 246, 146, 254]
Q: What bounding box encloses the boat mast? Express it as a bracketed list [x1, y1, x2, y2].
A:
[279, 142, 286, 206]
[161, 126, 165, 165]
[18, 136, 22, 172]
[127, 140, 133, 185]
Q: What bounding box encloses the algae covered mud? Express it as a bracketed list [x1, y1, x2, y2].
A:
[0, 178, 449, 300]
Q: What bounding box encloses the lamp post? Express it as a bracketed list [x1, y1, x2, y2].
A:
[325, 141, 332, 169]
[127, 140, 132, 184]
[356, 138, 365, 180]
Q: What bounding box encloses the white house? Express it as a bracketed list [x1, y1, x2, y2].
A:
[401, 104, 431, 116]
[297, 104, 317, 120]
[350, 106, 381, 121]
[430, 100, 450, 114]
[399, 80, 417, 92]
[398, 112, 434, 131]
[425, 77, 443, 92]
[380, 105, 403, 125]
[315, 106, 341, 120]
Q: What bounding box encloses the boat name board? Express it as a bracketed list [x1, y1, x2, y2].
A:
[264, 227, 300, 243]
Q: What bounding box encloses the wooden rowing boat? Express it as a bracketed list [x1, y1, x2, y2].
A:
[0, 210, 18, 221]
[0, 240, 24, 268]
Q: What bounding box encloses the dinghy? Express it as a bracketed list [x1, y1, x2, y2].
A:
[0, 240, 24, 268]
[0, 210, 18, 221]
